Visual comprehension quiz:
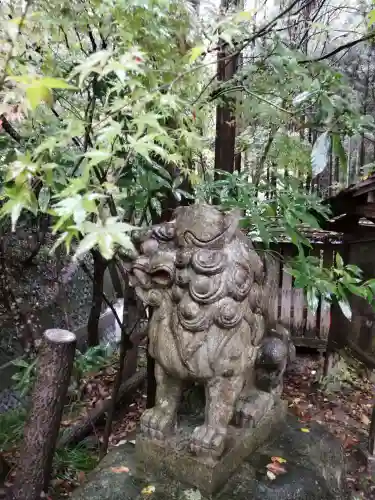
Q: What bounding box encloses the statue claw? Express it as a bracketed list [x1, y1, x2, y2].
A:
[140, 407, 176, 440]
[189, 424, 227, 459]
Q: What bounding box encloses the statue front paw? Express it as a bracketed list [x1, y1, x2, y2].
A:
[233, 390, 274, 428]
[189, 424, 227, 459]
[140, 407, 176, 440]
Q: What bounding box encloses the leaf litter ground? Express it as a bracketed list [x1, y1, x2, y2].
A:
[1, 351, 374, 499]
[283, 352, 375, 499]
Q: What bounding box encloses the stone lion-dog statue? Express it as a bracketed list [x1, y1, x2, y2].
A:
[129, 204, 294, 460]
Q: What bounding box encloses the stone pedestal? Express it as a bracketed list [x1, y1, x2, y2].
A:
[136, 399, 286, 495]
[71, 413, 348, 500]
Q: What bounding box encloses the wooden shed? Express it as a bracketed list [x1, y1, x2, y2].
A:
[324, 174, 375, 366]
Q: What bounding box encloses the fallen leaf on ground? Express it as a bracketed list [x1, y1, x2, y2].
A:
[271, 456, 287, 464]
[343, 437, 359, 449]
[301, 428, 310, 433]
[266, 462, 287, 475]
[266, 470, 276, 480]
[141, 485, 156, 495]
[183, 489, 202, 500]
[77, 471, 86, 484]
[110, 466, 130, 473]
[114, 439, 128, 447]
[361, 414, 370, 426]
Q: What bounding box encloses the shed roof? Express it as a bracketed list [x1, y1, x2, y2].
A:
[323, 174, 375, 227]
[249, 224, 343, 245]
[325, 173, 375, 205]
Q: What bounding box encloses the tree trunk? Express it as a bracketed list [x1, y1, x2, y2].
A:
[12, 329, 76, 500]
[100, 274, 134, 459]
[121, 295, 145, 381]
[359, 46, 371, 175]
[214, 0, 241, 180]
[0, 453, 10, 483]
[87, 250, 107, 347]
[22, 215, 50, 267]
[146, 347, 156, 409]
[113, 260, 147, 381]
[108, 261, 123, 299]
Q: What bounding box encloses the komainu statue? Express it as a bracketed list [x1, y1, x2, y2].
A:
[130, 204, 293, 460]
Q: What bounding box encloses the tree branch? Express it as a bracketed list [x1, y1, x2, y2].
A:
[0, 114, 22, 143]
[299, 32, 375, 64]
[237, 0, 317, 55]
[87, 26, 97, 52]
[0, 0, 32, 90]
[79, 259, 124, 334]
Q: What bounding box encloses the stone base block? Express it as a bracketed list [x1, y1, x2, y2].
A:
[135, 398, 287, 495]
[71, 412, 348, 500]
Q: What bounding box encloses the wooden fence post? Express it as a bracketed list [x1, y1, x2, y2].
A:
[360, 400, 375, 477]
[368, 402, 375, 456]
[12, 329, 76, 500]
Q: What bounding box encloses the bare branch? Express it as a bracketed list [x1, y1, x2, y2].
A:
[299, 32, 375, 64]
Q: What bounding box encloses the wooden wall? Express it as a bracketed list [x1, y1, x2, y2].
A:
[329, 228, 375, 367]
[272, 243, 335, 350]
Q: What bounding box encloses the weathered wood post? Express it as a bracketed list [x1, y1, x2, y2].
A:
[363, 400, 375, 476]
[368, 402, 375, 456]
[12, 329, 76, 500]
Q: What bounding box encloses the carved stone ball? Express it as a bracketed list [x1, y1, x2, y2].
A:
[257, 337, 289, 368]
[231, 264, 252, 300]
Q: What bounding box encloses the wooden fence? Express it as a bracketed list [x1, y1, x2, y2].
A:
[272, 243, 338, 350]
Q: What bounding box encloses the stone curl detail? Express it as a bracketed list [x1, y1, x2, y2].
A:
[189, 273, 225, 305]
[191, 249, 226, 275]
[177, 296, 209, 332]
[214, 298, 242, 329]
[228, 263, 253, 301]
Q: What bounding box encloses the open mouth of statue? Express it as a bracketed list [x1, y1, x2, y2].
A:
[149, 264, 174, 286]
